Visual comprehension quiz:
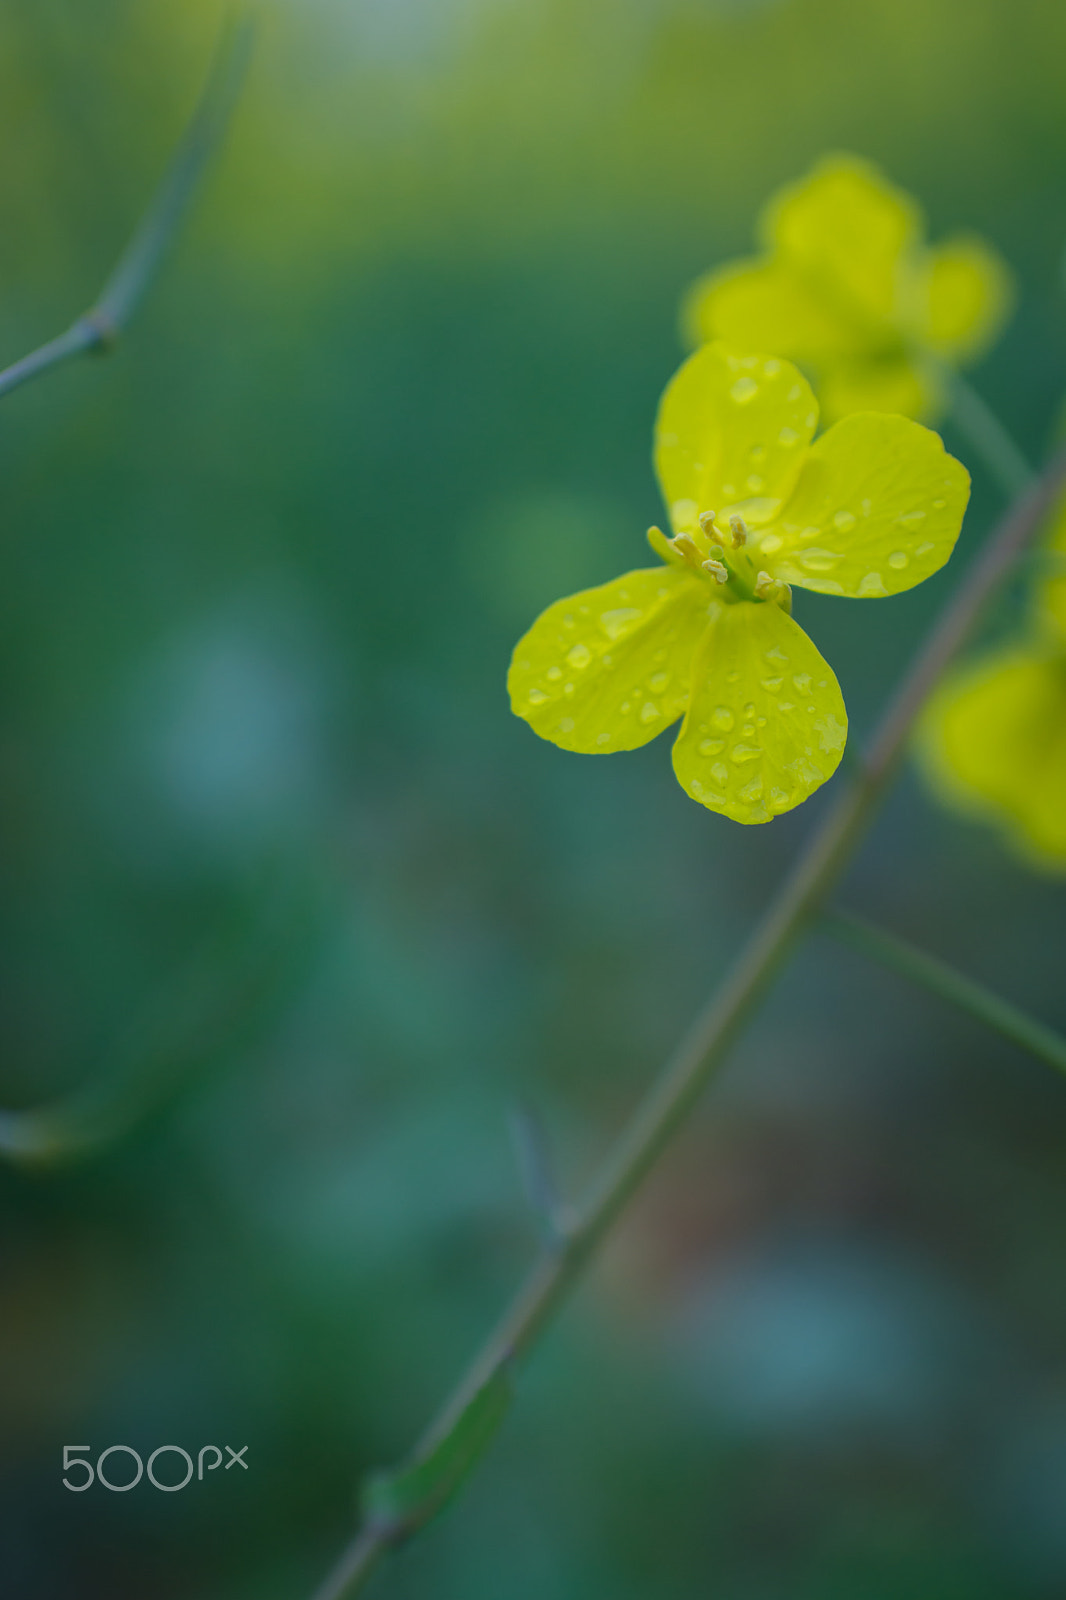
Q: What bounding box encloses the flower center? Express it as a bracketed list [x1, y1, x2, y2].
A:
[667, 511, 792, 613]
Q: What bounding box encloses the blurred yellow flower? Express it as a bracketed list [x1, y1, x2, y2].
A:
[682, 154, 1014, 424]
[917, 498, 1066, 870]
[509, 344, 969, 824]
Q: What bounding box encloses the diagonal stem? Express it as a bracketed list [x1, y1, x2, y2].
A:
[0, 10, 254, 402]
[822, 908, 1066, 1078]
[941, 364, 1036, 502]
[310, 445, 1066, 1600]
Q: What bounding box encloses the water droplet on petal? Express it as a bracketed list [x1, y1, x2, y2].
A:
[759, 533, 783, 555]
[888, 551, 909, 570]
[793, 673, 811, 693]
[711, 762, 730, 784]
[799, 548, 842, 573]
[778, 426, 798, 446]
[761, 676, 784, 692]
[546, 665, 562, 681]
[558, 717, 575, 733]
[711, 707, 734, 731]
[599, 607, 643, 639]
[731, 376, 758, 403]
[730, 744, 762, 765]
[566, 643, 591, 669]
[833, 509, 856, 532]
[639, 702, 661, 724]
[698, 738, 725, 756]
[649, 672, 669, 693]
[527, 688, 547, 705]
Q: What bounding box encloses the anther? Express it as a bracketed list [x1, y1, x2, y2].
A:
[672, 534, 701, 565]
[729, 514, 748, 548]
[702, 558, 729, 584]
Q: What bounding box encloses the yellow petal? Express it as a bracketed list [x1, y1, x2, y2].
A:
[917, 235, 1014, 363]
[654, 344, 818, 539]
[815, 355, 939, 425]
[763, 154, 921, 335]
[916, 648, 1066, 872]
[756, 413, 970, 598]
[671, 600, 847, 824]
[681, 258, 860, 362]
[508, 566, 710, 753]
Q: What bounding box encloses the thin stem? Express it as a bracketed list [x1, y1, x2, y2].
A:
[310, 446, 1066, 1600]
[822, 908, 1066, 1078]
[942, 365, 1036, 502]
[0, 10, 254, 402]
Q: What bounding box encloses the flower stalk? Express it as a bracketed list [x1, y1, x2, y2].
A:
[310, 443, 1066, 1600]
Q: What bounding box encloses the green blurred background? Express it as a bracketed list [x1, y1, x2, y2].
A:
[1, 1, 1065, 1595]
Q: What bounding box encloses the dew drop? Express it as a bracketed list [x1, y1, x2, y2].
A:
[750, 444, 767, 463]
[742, 723, 755, 737]
[888, 551, 909, 570]
[763, 359, 781, 377]
[599, 607, 643, 639]
[725, 670, 740, 684]
[620, 701, 632, 714]
[799, 548, 842, 573]
[765, 646, 789, 665]
[759, 533, 783, 555]
[558, 717, 575, 733]
[563, 614, 575, 628]
[596, 733, 610, 746]
[793, 673, 812, 693]
[711, 762, 730, 784]
[739, 777, 764, 803]
[730, 743, 762, 765]
[563, 682, 574, 695]
[649, 672, 669, 693]
[746, 475, 764, 493]
[546, 665, 563, 681]
[916, 542, 935, 557]
[778, 426, 798, 446]
[787, 385, 802, 400]
[730, 376, 759, 404]
[761, 676, 784, 692]
[769, 787, 792, 811]
[858, 571, 886, 597]
[698, 738, 725, 756]
[639, 702, 661, 725]
[932, 498, 946, 510]
[711, 706, 735, 732]
[833, 509, 856, 532]
[566, 642, 591, 669]
[527, 688, 547, 705]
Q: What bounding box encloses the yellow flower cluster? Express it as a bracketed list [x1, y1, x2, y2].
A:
[509, 343, 969, 824]
[682, 154, 1013, 424]
[917, 500, 1066, 871]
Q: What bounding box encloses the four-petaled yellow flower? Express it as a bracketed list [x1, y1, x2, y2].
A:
[917, 496, 1066, 871]
[509, 343, 970, 824]
[682, 154, 1014, 425]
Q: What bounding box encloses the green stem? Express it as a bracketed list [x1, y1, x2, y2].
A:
[941, 364, 1036, 502]
[0, 10, 254, 402]
[822, 909, 1066, 1077]
[309, 449, 1066, 1600]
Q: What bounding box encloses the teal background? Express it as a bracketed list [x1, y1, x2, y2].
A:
[1, 1, 1065, 1595]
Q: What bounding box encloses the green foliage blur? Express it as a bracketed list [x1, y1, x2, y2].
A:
[2, 2, 1066, 1596]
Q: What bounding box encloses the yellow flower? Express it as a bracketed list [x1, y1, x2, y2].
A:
[682, 154, 1014, 424]
[508, 343, 970, 824]
[916, 498, 1066, 871]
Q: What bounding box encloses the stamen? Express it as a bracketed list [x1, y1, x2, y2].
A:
[699, 510, 726, 548]
[702, 558, 729, 584]
[754, 571, 793, 612]
[672, 534, 701, 565]
[729, 514, 748, 548]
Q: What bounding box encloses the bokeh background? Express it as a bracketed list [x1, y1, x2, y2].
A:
[1, 1, 1065, 1595]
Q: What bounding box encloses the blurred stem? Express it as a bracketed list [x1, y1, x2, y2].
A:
[310, 446, 1066, 1600]
[0, 10, 254, 402]
[823, 908, 1066, 1078]
[941, 364, 1036, 502]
